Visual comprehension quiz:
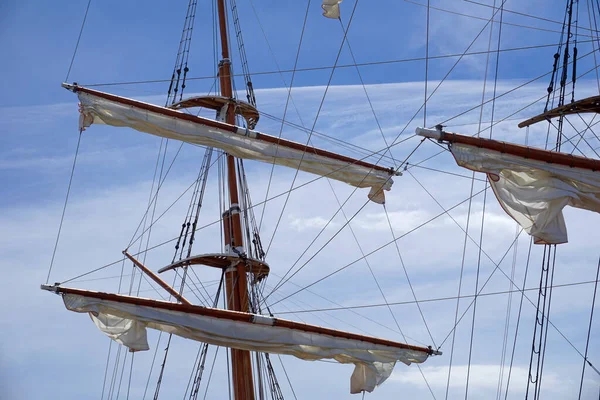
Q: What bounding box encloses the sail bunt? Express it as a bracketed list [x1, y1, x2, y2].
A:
[42, 285, 434, 394]
[65, 84, 397, 204]
[417, 127, 600, 244]
[322, 0, 343, 19]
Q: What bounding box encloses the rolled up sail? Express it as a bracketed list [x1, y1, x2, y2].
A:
[44, 286, 432, 394]
[322, 0, 343, 19]
[65, 84, 397, 204]
[417, 127, 600, 244]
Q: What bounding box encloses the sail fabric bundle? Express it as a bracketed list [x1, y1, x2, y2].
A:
[76, 89, 395, 204]
[450, 143, 600, 244]
[63, 293, 429, 393]
[322, 0, 343, 19]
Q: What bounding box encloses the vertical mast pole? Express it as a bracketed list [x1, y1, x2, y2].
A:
[216, 0, 255, 399]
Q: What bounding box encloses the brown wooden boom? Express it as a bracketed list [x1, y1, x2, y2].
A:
[40, 285, 437, 355]
[61, 84, 394, 175]
[416, 127, 600, 171]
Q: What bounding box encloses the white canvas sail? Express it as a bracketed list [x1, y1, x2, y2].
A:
[322, 0, 343, 19]
[62, 292, 430, 394]
[72, 86, 396, 204]
[450, 143, 600, 244]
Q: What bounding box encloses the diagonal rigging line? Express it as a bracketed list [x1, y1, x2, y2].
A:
[263, 192, 373, 305]
[263, 0, 362, 257]
[128, 151, 224, 250]
[264, 139, 426, 302]
[437, 50, 600, 127]
[266, 186, 489, 308]
[386, 0, 510, 151]
[569, 114, 599, 155]
[65, 0, 93, 82]
[382, 202, 437, 348]
[339, 18, 399, 167]
[405, 0, 600, 38]
[255, 0, 312, 232]
[444, 2, 500, 388]
[438, 230, 523, 349]
[265, 279, 438, 397]
[466, 0, 600, 33]
[274, 279, 600, 314]
[126, 140, 184, 248]
[47, 132, 83, 284]
[436, 232, 599, 371]
[267, 273, 429, 344]
[426, 211, 597, 372]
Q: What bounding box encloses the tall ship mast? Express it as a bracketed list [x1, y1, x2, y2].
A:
[41, 1, 438, 399]
[13, 0, 600, 399]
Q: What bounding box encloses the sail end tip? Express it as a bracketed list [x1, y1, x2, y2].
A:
[41, 283, 61, 294]
[415, 127, 442, 140]
[61, 82, 78, 92]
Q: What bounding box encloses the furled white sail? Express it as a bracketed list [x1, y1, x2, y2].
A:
[322, 0, 343, 19]
[62, 293, 429, 393]
[74, 87, 396, 204]
[450, 143, 600, 244]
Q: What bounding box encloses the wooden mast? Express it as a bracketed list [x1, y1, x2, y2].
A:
[216, 1, 255, 399]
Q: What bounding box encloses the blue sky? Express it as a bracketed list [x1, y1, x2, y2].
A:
[2, 0, 600, 399]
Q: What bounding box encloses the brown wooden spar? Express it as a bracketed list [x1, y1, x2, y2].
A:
[416, 127, 600, 171]
[122, 251, 191, 305]
[518, 95, 600, 128]
[62, 83, 393, 174]
[215, 0, 255, 397]
[39, 285, 437, 355]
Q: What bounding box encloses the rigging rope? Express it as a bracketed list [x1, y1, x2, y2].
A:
[577, 255, 600, 399]
[503, 237, 533, 399]
[65, 0, 93, 82]
[80, 41, 589, 87]
[466, 4, 505, 397]
[46, 131, 82, 284]
[262, 0, 362, 258]
[444, 0, 500, 394]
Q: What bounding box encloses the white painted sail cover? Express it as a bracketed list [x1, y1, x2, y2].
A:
[322, 0, 343, 19]
[450, 143, 600, 244]
[76, 90, 394, 204]
[63, 293, 428, 393]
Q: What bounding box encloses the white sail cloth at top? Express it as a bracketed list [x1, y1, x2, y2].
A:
[322, 0, 343, 19]
[451, 143, 600, 244]
[63, 293, 429, 394]
[76, 90, 394, 204]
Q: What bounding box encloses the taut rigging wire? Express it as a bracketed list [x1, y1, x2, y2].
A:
[46, 132, 83, 284]
[81, 40, 596, 88]
[577, 255, 600, 399]
[65, 0, 93, 82]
